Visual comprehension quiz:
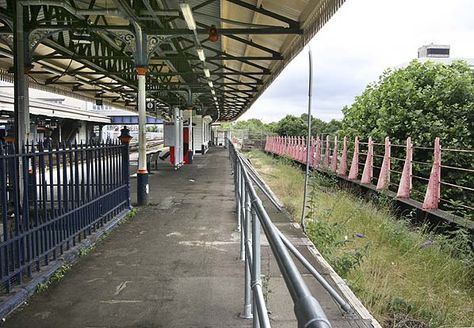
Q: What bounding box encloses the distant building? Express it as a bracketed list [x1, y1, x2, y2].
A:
[418, 43, 450, 58]
[415, 43, 474, 69]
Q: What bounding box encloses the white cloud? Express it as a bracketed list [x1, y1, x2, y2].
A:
[240, 0, 474, 123]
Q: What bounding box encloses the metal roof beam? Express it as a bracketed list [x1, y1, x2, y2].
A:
[222, 34, 281, 57]
[225, 0, 300, 28]
[1, 25, 300, 36]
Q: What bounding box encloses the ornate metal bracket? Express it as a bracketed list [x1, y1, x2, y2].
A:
[114, 31, 136, 54]
[29, 28, 68, 52]
[147, 35, 171, 57]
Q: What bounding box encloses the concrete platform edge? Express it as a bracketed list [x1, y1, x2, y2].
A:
[0, 208, 131, 320]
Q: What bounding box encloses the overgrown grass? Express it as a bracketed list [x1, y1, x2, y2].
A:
[245, 150, 474, 328]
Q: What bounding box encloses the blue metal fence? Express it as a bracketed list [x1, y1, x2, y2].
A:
[0, 141, 130, 293]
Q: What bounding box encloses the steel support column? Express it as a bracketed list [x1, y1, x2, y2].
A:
[136, 67, 149, 205]
[188, 109, 193, 155]
[13, 2, 30, 147]
[173, 106, 181, 169]
[179, 109, 184, 165]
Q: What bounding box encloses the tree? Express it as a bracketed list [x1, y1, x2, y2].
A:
[341, 60, 474, 217]
[341, 60, 474, 148]
[275, 115, 306, 136]
[274, 114, 342, 136]
[222, 118, 274, 133]
[324, 119, 342, 135]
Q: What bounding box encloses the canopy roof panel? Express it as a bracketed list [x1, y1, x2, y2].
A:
[0, 0, 345, 121]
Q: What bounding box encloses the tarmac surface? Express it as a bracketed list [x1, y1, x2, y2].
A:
[3, 147, 373, 328]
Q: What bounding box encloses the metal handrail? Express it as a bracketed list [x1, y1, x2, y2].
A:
[238, 146, 353, 314]
[229, 142, 332, 328]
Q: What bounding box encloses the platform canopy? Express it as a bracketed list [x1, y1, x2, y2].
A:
[0, 0, 345, 121]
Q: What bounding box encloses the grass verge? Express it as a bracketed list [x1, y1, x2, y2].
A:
[245, 150, 473, 328]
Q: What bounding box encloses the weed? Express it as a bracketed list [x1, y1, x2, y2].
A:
[36, 282, 48, 293]
[79, 245, 95, 257]
[35, 264, 72, 293]
[127, 207, 138, 219]
[118, 208, 138, 226]
[262, 256, 273, 303]
[261, 273, 273, 304]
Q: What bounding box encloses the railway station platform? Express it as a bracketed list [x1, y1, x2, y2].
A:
[2, 147, 376, 328]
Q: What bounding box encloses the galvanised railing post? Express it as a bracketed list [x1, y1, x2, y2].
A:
[251, 202, 262, 328]
[241, 187, 253, 319]
[237, 151, 331, 328]
[236, 164, 242, 233]
[239, 169, 245, 261]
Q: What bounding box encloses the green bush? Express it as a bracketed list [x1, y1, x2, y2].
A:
[341, 60, 474, 218]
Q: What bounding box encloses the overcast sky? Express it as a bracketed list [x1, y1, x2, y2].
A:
[239, 0, 474, 123]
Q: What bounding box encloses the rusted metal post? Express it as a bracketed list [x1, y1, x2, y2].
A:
[397, 137, 413, 198]
[376, 137, 391, 190]
[338, 136, 348, 176]
[361, 137, 373, 184]
[348, 137, 359, 180]
[310, 137, 315, 167]
[323, 136, 330, 168]
[330, 136, 338, 172]
[423, 137, 441, 210]
[297, 136, 300, 161]
[278, 136, 281, 155]
[314, 136, 321, 169]
[292, 137, 297, 160]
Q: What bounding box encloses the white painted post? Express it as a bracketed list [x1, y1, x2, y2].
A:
[173, 107, 180, 168]
[136, 68, 149, 205]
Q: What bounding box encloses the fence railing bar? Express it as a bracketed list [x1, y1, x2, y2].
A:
[440, 165, 474, 173]
[439, 181, 474, 192]
[412, 175, 430, 182]
[275, 228, 353, 314]
[443, 148, 474, 153]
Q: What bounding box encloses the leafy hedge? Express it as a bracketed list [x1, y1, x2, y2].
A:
[341, 60, 474, 218]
